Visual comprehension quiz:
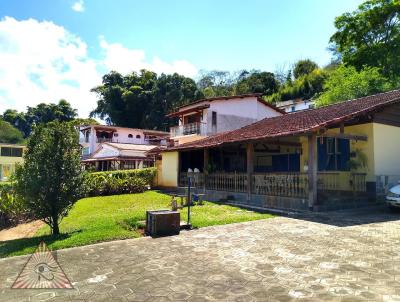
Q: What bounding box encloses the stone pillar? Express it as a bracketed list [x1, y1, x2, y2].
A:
[246, 143, 254, 202]
[308, 134, 318, 210]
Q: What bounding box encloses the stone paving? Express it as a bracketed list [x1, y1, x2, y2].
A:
[1, 208, 400, 301]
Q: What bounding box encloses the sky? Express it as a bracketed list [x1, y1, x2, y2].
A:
[0, 0, 363, 118]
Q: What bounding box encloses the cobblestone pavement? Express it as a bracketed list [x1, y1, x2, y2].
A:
[1, 208, 400, 301]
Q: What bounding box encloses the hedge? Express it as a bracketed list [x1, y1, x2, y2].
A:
[84, 167, 156, 197]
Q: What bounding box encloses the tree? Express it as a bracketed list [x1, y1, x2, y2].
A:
[0, 120, 24, 144]
[315, 65, 392, 107]
[235, 71, 280, 95]
[330, 0, 400, 79]
[2, 100, 78, 137]
[293, 59, 319, 79]
[90, 70, 202, 130]
[267, 68, 328, 103]
[15, 121, 84, 235]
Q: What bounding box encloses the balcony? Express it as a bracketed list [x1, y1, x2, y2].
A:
[170, 122, 206, 138]
[96, 137, 112, 143]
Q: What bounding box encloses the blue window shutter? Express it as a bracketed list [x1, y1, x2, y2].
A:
[339, 139, 350, 171]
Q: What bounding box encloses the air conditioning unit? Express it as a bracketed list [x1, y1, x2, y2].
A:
[146, 210, 180, 237]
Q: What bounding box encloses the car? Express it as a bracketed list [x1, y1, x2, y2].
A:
[386, 183, 400, 210]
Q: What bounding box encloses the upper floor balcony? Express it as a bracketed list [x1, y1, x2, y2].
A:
[170, 122, 207, 138]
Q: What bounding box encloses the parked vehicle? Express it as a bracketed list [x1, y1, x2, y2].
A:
[386, 183, 400, 209]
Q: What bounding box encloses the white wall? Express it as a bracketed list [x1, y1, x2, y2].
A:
[109, 128, 146, 144]
[206, 97, 282, 134]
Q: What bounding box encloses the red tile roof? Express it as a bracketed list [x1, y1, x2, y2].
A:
[166, 90, 400, 151]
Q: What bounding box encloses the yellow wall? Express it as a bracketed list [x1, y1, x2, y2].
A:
[159, 151, 179, 187]
[373, 123, 400, 176]
[0, 145, 25, 181]
[300, 123, 375, 182]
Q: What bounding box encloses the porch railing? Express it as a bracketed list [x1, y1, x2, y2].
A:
[206, 173, 248, 192]
[252, 173, 309, 198]
[178, 171, 367, 196]
[318, 172, 367, 192]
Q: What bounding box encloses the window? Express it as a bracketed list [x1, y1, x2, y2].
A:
[1, 147, 23, 157]
[136, 134, 141, 139]
[318, 138, 350, 171]
[113, 133, 119, 137]
[212, 111, 217, 126]
[128, 134, 133, 138]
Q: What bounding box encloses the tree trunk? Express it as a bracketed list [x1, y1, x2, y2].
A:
[52, 217, 60, 235]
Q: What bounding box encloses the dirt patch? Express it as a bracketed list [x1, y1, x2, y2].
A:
[0, 220, 44, 242]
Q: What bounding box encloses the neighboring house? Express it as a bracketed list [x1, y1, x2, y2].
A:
[166, 93, 285, 146]
[158, 90, 400, 212]
[0, 143, 25, 181]
[80, 125, 169, 171]
[276, 98, 315, 113]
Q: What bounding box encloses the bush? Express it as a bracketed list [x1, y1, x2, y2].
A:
[84, 168, 156, 197]
[0, 182, 26, 227]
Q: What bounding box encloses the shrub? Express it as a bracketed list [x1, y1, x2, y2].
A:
[0, 182, 26, 226]
[84, 168, 156, 197]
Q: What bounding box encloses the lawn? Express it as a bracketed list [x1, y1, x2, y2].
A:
[0, 191, 273, 258]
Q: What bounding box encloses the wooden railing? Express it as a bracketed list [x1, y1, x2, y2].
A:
[206, 173, 248, 192]
[178, 171, 367, 195]
[179, 172, 205, 188]
[351, 173, 367, 192]
[317, 172, 339, 190]
[318, 172, 367, 192]
[252, 173, 309, 198]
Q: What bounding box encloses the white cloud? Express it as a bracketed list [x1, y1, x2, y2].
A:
[0, 17, 198, 118]
[0, 17, 100, 117]
[99, 37, 198, 78]
[72, 0, 85, 12]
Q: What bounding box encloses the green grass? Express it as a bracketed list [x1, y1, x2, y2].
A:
[0, 191, 273, 258]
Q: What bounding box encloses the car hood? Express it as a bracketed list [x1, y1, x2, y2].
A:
[389, 184, 400, 195]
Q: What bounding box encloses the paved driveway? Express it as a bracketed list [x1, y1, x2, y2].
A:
[1, 208, 400, 301]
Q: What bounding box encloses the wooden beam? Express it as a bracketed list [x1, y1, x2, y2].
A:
[308, 134, 317, 210]
[318, 133, 367, 141]
[246, 143, 254, 202]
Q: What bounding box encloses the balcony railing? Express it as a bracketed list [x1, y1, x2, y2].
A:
[96, 137, 112, 143]
[170, 122, 206, 138]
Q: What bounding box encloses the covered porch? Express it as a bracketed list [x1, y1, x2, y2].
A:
[177, 128, 372, 211]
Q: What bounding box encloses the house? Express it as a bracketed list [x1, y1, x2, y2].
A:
[158, 90, 400, 211]
[166, 93, 285, 146]
[276, 98, 315, 113]
[0, 143, 25, 181]
[79, 125, 169, 171]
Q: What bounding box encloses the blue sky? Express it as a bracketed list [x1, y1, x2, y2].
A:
[0, 0, 363, 117]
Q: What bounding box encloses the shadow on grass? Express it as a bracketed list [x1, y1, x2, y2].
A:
[0, 230, 82, 258]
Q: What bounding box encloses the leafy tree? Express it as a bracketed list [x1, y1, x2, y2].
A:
[197, 70, 280, 97]
[315, 65, 393, 107]
[293, 59, 319, 79]
[90, 70, 202, 130]
[0, 120, 24, 144]
[15, 121, 84, 235]
[2, 100, 78, 137]
[235, 71, 280, 95]
[330, 0, 400, 79]
[267, 68, 328, 103]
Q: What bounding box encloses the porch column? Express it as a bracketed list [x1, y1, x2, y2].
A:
[246, 143, 254, 201]
[203, 148, 209, 190]
[308, 133, 318, 210]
